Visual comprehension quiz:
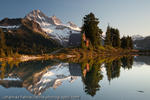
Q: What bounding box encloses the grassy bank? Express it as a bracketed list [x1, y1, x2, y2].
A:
[0, 46, 136, 62]
[52, 46, 135, 61]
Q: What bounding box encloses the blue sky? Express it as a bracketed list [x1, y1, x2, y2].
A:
[0, 0, 150, 36]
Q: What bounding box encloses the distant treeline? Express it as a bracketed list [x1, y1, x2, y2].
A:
[0, 29, 19, 57]
[0, 28, 59, 57]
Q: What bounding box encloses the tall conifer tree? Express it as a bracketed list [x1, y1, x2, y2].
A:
[82, 13, 102, 47]
[105, 25, 111, 46]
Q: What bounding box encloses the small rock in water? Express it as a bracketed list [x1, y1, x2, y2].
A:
[137, 90, 144, 93]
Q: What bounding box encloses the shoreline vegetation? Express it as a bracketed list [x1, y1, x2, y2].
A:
[0, 47, 138, 63]
[0, 12, 144, 63]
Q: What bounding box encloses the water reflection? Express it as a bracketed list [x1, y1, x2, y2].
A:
[0, 56, 149, 98]
[121, 56, 133, 69]
[82, 64, 103, 96]
[80, 58, 104, 96]
[134, 56, 150, 65]
[0, 60, 83, 95]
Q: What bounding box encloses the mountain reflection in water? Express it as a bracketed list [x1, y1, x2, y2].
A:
[0, 60, 83, 95]
[0, 56, 150, 100]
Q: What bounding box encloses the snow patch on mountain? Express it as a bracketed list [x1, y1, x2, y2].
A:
[25, 10, 81, 46]
[67, 21, 80, 31]
[0, 25, 20, 29]
[1, 77, 20, 81]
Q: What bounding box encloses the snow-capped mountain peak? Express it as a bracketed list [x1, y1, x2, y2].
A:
[25, 10, 81, 46]
[132, 35, 145, 41]
[67, 21, 77, 28]
[51, 16, 62, 25]
[25, 10, 52, 26]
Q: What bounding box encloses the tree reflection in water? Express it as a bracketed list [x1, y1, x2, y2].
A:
[81, 59, 103, 97]
[105, 59, 121, 82]
[121, 56, 134, 69]
[81, 56, 134, 96]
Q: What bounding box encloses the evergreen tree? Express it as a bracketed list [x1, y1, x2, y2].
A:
[32, 43, 37, 54]
[129, 37, 133, 49]
[126, 36, 130, 48]
[115, 29, 121, 47]
[0, 48, 6, 57]
[110, 28, 121, 48]
[104, 25, 111, 46]
[81, 13, 103, 48]
[7, 47, 14, 57]
[121, 36, 127, 49]
[0, 29, 14, 57]
[121, 36, 133, 49]
[0, 29, 6, 49]
[0, 29, 6, 57]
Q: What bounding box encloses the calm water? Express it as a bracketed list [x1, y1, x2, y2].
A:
[0, 56, 150, 100]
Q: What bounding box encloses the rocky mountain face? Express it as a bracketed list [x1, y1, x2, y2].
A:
[0, 18, 60, 54]
[0, 9, 81, 54]
[132, 35, 150, 50]
[25, 10, 81, 46]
